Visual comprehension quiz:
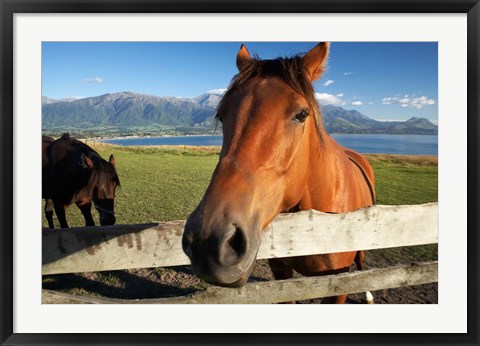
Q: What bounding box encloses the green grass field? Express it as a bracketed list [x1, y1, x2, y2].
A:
[42, 145, 438, 301]
[42, 146, 438, 228]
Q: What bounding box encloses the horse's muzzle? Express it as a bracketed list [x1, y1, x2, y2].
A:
[182, 213, 260, 287]
[95, 199, 116, 225]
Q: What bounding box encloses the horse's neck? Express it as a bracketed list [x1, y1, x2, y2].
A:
[302, 134, 355, 213]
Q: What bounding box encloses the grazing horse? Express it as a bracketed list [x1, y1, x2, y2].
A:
[42, 135, 56, 228]
[182, 43, 376, 303]
[42, 134, 120, 228]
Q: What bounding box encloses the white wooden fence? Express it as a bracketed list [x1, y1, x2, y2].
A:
[42, 203, 438, 304]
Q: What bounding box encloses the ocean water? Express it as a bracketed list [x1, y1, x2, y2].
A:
[103, 134, 438, 156]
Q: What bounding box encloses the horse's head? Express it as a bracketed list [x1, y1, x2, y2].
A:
[183, 43, 329, 287]
[84, 154, 120, 225]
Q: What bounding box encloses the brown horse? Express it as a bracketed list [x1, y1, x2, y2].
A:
[42, 134, 120, 228]
[182, 43, 376, 303]
[42, 135, 56, 227]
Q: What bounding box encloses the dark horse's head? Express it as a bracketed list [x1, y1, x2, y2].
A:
[182, 43, 330, 287]
[82, 151, 120, 226]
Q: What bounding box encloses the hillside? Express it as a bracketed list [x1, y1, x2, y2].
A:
[42, 91, 438, 136]
[321, 105, 438, 135]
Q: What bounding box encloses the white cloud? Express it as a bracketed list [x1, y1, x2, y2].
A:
[82, 77, 103, 84]
[343, 72, 353, 76]
[382, 95, 436, 109]
[323, 80, 334, 87]
[351, 101, 363, 106]
[207, 88, 227, 95]
[315, 92, 343, 106]
[336, 93, 344, 97]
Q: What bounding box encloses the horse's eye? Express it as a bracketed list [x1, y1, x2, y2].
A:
[294, 110, 309, 123]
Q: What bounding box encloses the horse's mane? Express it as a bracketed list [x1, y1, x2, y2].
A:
[218, 55, 325, 144]
[61, 133, 120, 188]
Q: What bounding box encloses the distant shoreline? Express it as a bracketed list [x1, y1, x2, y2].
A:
[92, 133, 438, 156]
[94, 133, 219, 141]
[84, 132, 438, 142]
[78, 141, 439, 159]
[44, 130, 438, 142]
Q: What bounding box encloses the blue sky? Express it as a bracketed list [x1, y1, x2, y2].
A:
[42, 42, 438, 123]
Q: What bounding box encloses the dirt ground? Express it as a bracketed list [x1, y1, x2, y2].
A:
[43, 245, 438, 304]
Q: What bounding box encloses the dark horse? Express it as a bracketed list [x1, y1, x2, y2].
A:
[182, 43, 376, 303]
[42, 134, 120, 228]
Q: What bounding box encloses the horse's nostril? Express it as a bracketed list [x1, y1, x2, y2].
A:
[228, 223, 247, 258]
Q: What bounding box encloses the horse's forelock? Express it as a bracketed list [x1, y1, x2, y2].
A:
[90, 157, 120, 188]
[217, 55, 325, 144]
[71, 139, 119, 184]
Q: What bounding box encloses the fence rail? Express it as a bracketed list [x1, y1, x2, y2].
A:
[42, 202, 438, 304]
[42, 261, 437, 304]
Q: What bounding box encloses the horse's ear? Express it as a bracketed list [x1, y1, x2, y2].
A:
[236, 44, 251, 71]
[82, 154, 94, 169]
[302, 42, 330, 81]
[109, 154, 116, 166]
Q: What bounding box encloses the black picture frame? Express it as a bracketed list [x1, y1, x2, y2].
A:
[1, 1, 478, 345]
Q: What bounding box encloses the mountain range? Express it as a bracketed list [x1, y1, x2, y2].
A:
[42, 92, 438, 135]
